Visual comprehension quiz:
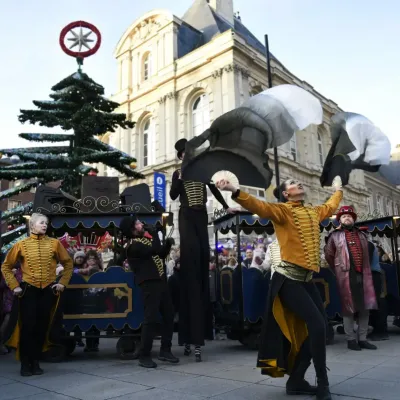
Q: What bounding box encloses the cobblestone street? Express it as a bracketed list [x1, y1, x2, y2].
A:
[1, 330, 400, 400]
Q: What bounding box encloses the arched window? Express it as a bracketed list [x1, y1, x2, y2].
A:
[142, 118, 154, 167]
[387, 198, 392, 215]
[192, 94, 210, 137]
[289, 134, 297, 162]
[317, 132, 324, 165]
[143, 53, 152, 81]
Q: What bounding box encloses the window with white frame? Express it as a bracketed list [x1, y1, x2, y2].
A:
[317, 132, 324, 165]
[376, 194, 383, 214]
[143, 119, 150, 167]
[206, 186, 214, 213]
[192, 94, 210, 137]
[367, 196, 373, 213]
[387, 198, 392, 215]
[143, 53, 152, 81]
[142, 118, 154, 168]
[289, 134, 297, 162]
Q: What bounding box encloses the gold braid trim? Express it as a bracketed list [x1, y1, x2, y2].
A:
[183, 181, 205, 207]
[20, 237, 55, 286]
[287, 205, 320, 270]
[133, 238, 165, 278]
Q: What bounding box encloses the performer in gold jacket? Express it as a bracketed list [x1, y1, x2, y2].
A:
[216, 177, 343, 400]
[1, 213, 73, 376]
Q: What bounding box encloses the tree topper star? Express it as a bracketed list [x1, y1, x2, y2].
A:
[67, 27, 94, 52]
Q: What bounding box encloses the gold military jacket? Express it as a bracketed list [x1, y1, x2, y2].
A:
[1, 233, 73, 290]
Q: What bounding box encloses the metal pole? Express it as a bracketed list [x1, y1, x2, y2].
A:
[264, 35, 281, 198]
[236, 214, 244, 326]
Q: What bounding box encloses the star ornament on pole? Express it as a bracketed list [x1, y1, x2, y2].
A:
[59, 21, 101, 60]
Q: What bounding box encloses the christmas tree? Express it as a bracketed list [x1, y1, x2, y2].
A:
[0, 22, 144, 253]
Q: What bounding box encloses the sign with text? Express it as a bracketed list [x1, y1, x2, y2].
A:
[154, 172, 166, 210]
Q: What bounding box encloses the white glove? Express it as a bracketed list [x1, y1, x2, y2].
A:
[56, 266, 64, 276]
[52, 283, 65, 293]
[332, 176, 343, 191]
[13, 287, 23, 296]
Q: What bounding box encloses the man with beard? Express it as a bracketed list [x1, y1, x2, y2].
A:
[324, 206, 377, 351]
[119, 216, 179, 368]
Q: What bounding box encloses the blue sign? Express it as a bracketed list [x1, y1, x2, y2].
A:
[154, 172, 166, 210]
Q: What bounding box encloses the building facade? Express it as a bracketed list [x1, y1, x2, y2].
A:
[101, 0, 400, 244]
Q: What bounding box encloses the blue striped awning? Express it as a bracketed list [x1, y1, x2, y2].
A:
[50, 213, 163, 233]
[213, 212, 399, 238]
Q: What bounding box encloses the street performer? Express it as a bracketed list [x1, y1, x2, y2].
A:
[324, 206, 377, 351]
[1, 213, 73, 377]
[216, 176, 343, 400]
[170, 138, 237, 362]
[120, 215, 179, 369]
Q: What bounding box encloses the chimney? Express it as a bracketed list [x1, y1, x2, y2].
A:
[208, 0, 234, 26]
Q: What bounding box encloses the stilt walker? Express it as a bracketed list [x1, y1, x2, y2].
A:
[170, 139, 235, 362]
[216, 177, 343, 400]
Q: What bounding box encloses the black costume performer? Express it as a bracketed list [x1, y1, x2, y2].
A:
[170, 139, 230, 361]
[220, 178, 343, 400]
[120, 216, 178, 368]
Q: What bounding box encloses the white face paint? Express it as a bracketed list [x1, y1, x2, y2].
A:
[31, 216, 48, 235]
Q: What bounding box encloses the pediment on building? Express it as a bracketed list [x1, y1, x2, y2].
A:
[115, 9, 175, 56]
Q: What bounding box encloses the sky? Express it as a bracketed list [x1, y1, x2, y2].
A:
[1, 0, 398, 150]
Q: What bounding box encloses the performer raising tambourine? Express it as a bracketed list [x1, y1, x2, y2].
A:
[216, 176, 343, 400]
[1, 213, 73, 377]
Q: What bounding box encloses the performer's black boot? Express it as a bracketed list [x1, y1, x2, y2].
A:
[286, 361, 317, 395]
[158, 348, 179, 363]
[20, 358, 32, 377]
[31, 360, 44, 375]
[347, 339, 361, 351]
[359, 341, 377, 350]
[316, 368, 332, 400]
[139, 355, 157, 369]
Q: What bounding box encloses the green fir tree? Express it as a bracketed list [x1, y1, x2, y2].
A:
[0, 67, 144, 254]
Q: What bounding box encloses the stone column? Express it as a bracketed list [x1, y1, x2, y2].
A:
[157, 96, 166, 163]
[212, 68, 224, 118]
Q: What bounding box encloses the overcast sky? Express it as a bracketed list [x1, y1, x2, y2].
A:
[1, 0, 398, 150]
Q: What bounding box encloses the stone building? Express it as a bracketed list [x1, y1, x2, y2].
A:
[100, 0, 400, 244]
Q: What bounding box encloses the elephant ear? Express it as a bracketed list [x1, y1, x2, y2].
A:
[320, 112, 392, 187]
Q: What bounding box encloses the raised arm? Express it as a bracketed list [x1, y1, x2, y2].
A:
[315, 191, 343, 221]
[315, 176, 343, 221]
[208, 183, 229, 209]
[169, 170, 182, 201]
[231, 190, 286, 223]
[1, 243, 22, 290]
